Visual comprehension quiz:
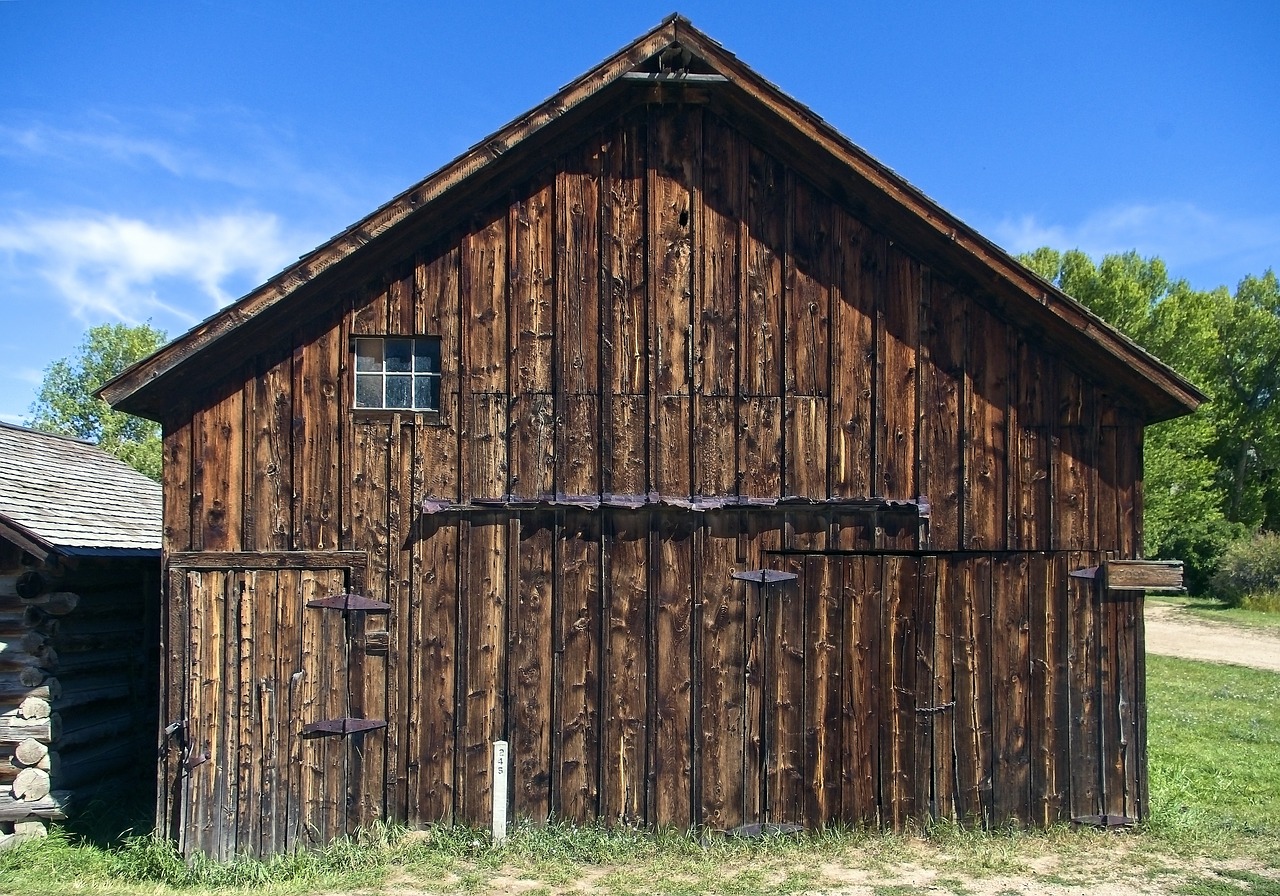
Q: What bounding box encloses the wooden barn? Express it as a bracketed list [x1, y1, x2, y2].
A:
[102, 16, 1201, 858]
[0, 423, 161, 848]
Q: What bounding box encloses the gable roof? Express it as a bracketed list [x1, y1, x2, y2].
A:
[0, 422, 162, 560]
[101, 14, 1204, 423]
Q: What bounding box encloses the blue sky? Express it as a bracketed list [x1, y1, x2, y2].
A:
[1, 1, 1276, 424]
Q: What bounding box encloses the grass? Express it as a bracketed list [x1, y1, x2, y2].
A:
[3, 656, 1278, 895]
[1150, 593, 1280, 630]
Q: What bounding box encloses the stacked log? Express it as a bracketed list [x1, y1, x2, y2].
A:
[1, 554, 156, 846]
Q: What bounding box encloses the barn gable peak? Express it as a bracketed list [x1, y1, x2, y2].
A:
[100, 15, 1203, 423]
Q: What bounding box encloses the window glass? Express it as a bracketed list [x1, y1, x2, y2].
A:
[355, 374, 382, 408]
[354, 338, 383, 372]
[414, 375, 439, 411]
[385, 338, 413, 373]
[385, 375, 412, 408]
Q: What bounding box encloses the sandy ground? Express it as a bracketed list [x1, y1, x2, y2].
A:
[1143, 602, 1280, 671]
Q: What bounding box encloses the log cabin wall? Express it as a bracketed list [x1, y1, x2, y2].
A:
[1, 540, 159, 845]
[158, 101, 1147, 856]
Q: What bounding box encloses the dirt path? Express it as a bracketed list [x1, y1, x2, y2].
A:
[1144, 602, 1280, 671]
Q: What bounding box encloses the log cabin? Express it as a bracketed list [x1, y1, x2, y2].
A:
[101, 15, 1202, 858]
[0, 422, 161, 849]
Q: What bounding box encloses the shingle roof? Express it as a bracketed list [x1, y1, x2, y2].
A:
[0, 422, 161, 557]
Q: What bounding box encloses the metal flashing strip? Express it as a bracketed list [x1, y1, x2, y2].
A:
[422, 493, 930, 516]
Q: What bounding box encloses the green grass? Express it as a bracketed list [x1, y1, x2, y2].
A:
[3, 656, 1279, 895]
[1146, 654, 1280, 858]
[1150, 593, 1280, 629]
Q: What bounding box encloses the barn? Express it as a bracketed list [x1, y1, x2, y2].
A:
[102, 16, 1201, 858]
[0, 423, 161, 848]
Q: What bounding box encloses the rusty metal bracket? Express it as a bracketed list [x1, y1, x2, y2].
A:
[915, 701, 956, 715]
[302, 717, 388, 737]
[306, 593, 391, 611]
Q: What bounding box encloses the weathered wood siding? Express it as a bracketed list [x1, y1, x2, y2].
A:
[159, 102, 1148, 854]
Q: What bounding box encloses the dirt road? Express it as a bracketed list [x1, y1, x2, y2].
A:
[1144, 601, 1280, 672]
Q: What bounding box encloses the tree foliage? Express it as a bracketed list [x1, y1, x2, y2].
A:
[27, 323, 167, 481]
[1025, 249, 1280, 591]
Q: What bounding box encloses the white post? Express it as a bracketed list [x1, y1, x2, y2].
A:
[491, 739, 509, 842]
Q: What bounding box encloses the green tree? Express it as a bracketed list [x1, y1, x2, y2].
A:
[27, 323, 167, 480]
[1020, 249, 1280, 591]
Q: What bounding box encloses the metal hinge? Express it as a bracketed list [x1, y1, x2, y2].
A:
[306, 593, 391, 611]
[302, 718, 389, 737]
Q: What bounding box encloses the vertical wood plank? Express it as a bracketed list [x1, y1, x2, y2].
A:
[913, 557, 937, 823]
[739, 397, 782, 499]
[510, 177, 555, 396]
[557, 140, 602, 397]
[458, 515, 506, 826]
[830, 211, 876, 500]
[410, 518, 459, 824]
[770, 555, 805, 823]
[560, 393, 600, 496]
[1028, 553, 1066, 824]
[601, 514, 649, 824]
[843, 556, 881, 823]
[417, 243, 462, 504]
[246, 354, 294, 551]
[606, 394, 648, 495]
[462, 207, 509, 395]
[292, 325, 340, 551]
[194, 387, 245, 552]
[1014, 340, 1053, 550]
[697, 112, 743, 398]
[783, 175, 830, 398]
[965, 306, 1009, 549]
[804, 554, 842, 825]
[1055, 373, 1096, 551]
[741, 146, 784, 398]
[785, 396, 828, 499]
[951, 556, 992, 825]
[556, 512, 601, 821]
[652, 513, 694, 826]
[162, 417, 194, 553]
[882, 556, 918, 828]
[931, 559, 956, 821]
[991, 554, 1031, 825]
[346, 422, 391, 827]
[695, 395, 736, 496]
[602, 112, 648, 397]
[468, 393, 510, 500]
[654, 395, 692, 496]
[1066, 550, 1102, 818]
[877, 248, 918, 499]
[510, 513, 554, 821]
[649, 105, 699, 399]
[698, 516, 745, 830]
[918, 280, 965, 549]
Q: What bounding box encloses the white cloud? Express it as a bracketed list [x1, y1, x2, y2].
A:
[0, 211, 304, 324]
[989, 202, 1280, 288]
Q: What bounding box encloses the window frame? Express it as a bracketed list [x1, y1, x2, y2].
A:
[350, 335, 443, 416]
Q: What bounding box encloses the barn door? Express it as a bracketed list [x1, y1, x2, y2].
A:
[166, 557, 380, 858]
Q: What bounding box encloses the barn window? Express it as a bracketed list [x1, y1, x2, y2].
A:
[353, 337, 441, 411]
